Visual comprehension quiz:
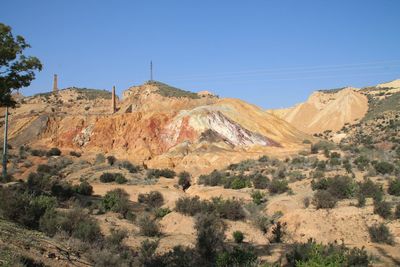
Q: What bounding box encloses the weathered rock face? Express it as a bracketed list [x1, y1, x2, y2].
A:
[3, 82, 310, 172]
[269, 87, 369, 134]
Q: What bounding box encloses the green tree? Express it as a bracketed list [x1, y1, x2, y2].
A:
[1, 23, 42, 178]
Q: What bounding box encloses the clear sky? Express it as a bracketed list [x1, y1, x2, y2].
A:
[1, 0, 400, 109]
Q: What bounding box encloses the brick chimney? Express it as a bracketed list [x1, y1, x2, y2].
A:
[112, 86, 116, 113]
[53, 74, 58, 92]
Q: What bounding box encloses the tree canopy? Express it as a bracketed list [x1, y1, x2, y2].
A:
[0, 22, 42, 107]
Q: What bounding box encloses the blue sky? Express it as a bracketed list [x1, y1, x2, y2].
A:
[1, 0, 400, 108]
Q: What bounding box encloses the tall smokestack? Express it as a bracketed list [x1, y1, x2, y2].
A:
[53, 74, 58, 92]
[112, 86, 116, 113]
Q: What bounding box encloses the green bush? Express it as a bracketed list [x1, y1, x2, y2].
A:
[147, 168, 176, 179]
[232, 231, 244, 243]
[354, 156, 369, 171]
[252, 174, 269, 189]
[312, 190, 337, 209]
[178, 171, 191, 191]
[311, 176, 355, 199]
[268, 179, 289, 194]
[106, 155, 117, 166]
[119, 160, 139, 173]
[373, 200, 392, 219]
[99, 172, 115, 183]
[395, 203, 400, 219]
[228, 176, 249, 189]
[175, 196, 212, 216]
[213, 198, 246, 221]
[37, 164, 57, 175]
[388, 178, 400, 196]
[95, 153, 106, 164]
[31, 149, 47, 157]
[102, 189, 130, 217]
[69, 151, 81, 157]
[195, 213, 225, 262]
[46, 147, 61, 157]
[154, 207, 171, 219]
[216, 246, 257, 267]
[198, 170, 226, 186]
[358, 178, 383, 201]
[286, 238, 369, 266]
[51, 181, 74, 201]
[258, 155, 269, 162]
[251, 190, 266, 205]
[374, 161, 394, 175]
[115, 173, 128, 184]
[270, 221, 286, 243]
[368, 223, 394, 244]
[137, 214, 160, 237]
[138, 191, 164, 209]
[74, 181, 93, 196]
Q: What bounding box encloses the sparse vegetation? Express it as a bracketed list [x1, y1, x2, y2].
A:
[368, 223, 394, 244]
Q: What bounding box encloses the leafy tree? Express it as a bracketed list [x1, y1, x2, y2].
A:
[0, 23, 42, 107]
[1, 23, 42, 177]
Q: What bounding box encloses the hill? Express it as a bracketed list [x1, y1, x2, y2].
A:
[1, 82, 310, 174]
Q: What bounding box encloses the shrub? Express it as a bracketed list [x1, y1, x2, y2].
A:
[62, 208, 102, 243]
[99, 172, 115, 183]
[102, 189, 130, 217]
[115, 173, 128, 184]
[27, 172, 52, 193]
[137, 214, 160, 237]
[311, 178, 328, 191]
[253, 215, 272, 234]
[368, 223, 394, 244]
[37, 164, 57, 175]
[74, 181, 93, 196]
[326, 175, 356, 199]
[374, 161, 394, 175]
[46, 147, 61, 157]
[138, 191, 164, 209]
[175, 196, 211, 216]
[388, 178, 400, 196]
[373, 200, 392, 219]
[268, 179, 289, 194]
[270, 221, 286, 243]
[195, 213, 225, 262]
[303, 197, 310, 208]
[178, 171, 191, 191]
[213, 198, 245, 220]
[147, 168, 176, 179]
[312, 190, 337, 209]
[31, 149, 47, 157]
[154, 207, 171, 219]
[232, 231, 244, 243]
[216, 246, 257, 267]
[395, 203, 400, 219]
[252, 174, 269, 189]
[51, 181, 74, 201]
[95, 153, 106, 164]
[357, 194, 366, 207]
[106, 156, 117, 166]
[286, 238, 369, 266]
[358, 178, 383, 201]
[69, 151, 81, 157]
[258, 155, 269, 162]
[229, 176, 249, 189]
[354, 156, 369, 171]
[198, 170, 226, 186]
[251, 190, 266, 205]
[119, 160, 139, 173]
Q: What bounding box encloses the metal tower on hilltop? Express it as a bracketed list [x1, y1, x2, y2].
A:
[150, 60, 153, 81]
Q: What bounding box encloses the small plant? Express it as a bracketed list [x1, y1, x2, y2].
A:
[268, 179, 289, 194]
[252, 174, 269, 189]
[374, 161, 394, 175]
[216, 246, 257, 267]
[106, 155, 117, 166]
[102, 188, 131, 217]
[138, 191, 164, 209]
[147, 168, 176, 179]
[74, 181, 93, 196]
[46, 147, 61, 157]
[395, 203, 400, 219]
[137, 214, 160, 237]
[119, 160, 139, 173]
[232, 231, 244, 243]
[178, 171, 191, 191]
[69, 151, 81, 157]
[251, 190, 266, 205]
[388, 178, 400, 196]
[99, 172, 116, 183]
[95, 153, 106, 164]
[368, 223, 394, 244]
[303, 197, 310, 208]
[373, 200, 392, 219]
[270, 221, 286, 243]
[31, 149, 47, 157]
[312, 190, 337, 209]
[115, 173, 128, 184]
[357, 194, 366, 207]
[154, 207, 171, 218]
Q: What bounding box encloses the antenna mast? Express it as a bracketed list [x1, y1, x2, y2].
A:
[150, 61, 153, 81]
